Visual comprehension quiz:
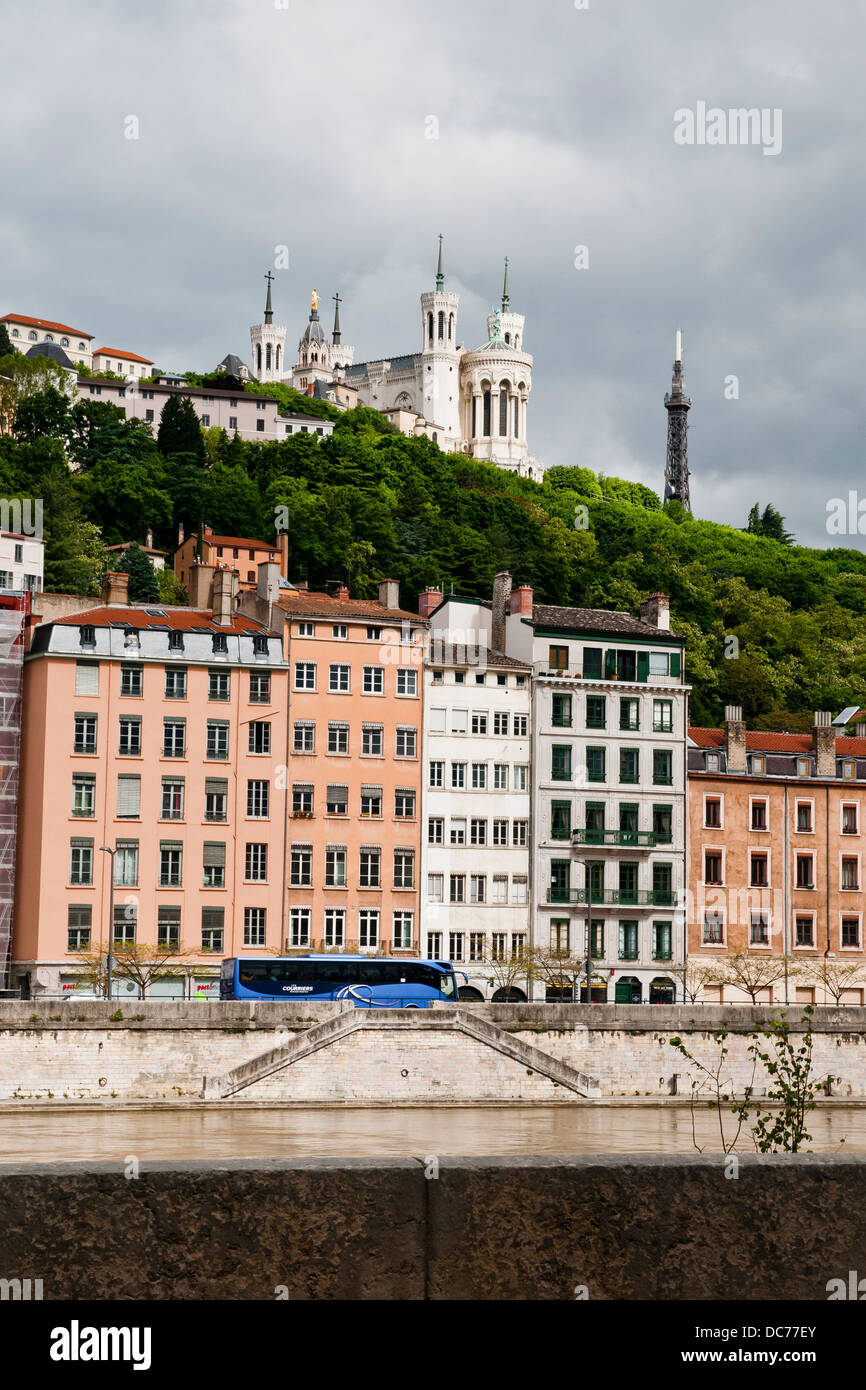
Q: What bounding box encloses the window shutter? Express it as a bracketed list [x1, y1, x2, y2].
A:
[117, 775, 141, 817]
[205, 778, 228, 795]
[637, 652, 649, 682]
[670, 651, 681, 678]
[604, 649, 617, 680]
[75, 661, 99, 695]
[203, 842, 226, 867]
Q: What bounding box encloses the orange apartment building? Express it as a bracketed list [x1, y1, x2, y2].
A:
[12, 569, 289, 999]
[174, 527, 287, 594]
[239, 572, 427, 956]
[688, 705, 866, 1005]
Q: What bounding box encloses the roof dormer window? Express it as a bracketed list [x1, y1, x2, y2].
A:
[79, 625, 96, 647]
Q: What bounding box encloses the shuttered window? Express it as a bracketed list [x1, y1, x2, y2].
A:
[75, 661, 99, 695]
[117, 774, 141, 818]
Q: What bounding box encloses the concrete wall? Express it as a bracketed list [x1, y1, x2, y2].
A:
[0, 1154, 863, 1299]
[1, 1001, 865, 1103]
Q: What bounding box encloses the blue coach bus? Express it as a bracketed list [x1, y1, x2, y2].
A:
[220, 954, 460, 1008]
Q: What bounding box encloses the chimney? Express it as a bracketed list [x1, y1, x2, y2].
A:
[294, 579, 309, 591]
[854, 721, 866, 739]
[418, 586, 443, 621]
[177, 522, 185, 547]
[277, 531, 289, 580]
[212, 566, 238, 626]
[378, 578, 400, 610]
[640, 591, 670, 631]
[813, 711, 836, 777]
[491, 571, 512, 652]
[723, 704, 746, 773]
[333, 582, 350, 601]
[257, 561, 281, 605]
[145, 527, 153, 550]
[101, 571, 130, 606]
[509, 584, 534, 617]
[188, 561, 215, 610]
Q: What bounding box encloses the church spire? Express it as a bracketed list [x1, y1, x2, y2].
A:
[264, 270, 274, 326]
[332, 292, 342, 346]
[435, 233, 444, 290]
[664, 329, 692, 512]
[501, 256, 509, 310]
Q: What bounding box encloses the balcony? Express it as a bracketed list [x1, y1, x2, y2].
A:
[572, 829, 658, 848]
[545, 888, 679, 907]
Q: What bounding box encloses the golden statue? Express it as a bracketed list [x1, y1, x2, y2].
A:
[311, 288, 318, 312]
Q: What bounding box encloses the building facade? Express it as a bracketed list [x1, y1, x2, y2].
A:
[0, 532, 43, 595]
[75, 376, 286, 445]
[91, 347, 154, 379]
[1, 314, 94, 369]
[688, 708, 866, 1005]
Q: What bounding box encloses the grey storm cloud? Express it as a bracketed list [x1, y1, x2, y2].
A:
[2, 0, 865, 546]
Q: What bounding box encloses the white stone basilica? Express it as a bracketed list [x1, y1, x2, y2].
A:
[247, 240, 545, 480]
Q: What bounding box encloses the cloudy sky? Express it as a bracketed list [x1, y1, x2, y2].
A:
[2, 0, 863, 546]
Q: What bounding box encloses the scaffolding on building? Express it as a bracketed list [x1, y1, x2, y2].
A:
[0, 592, 27, 992]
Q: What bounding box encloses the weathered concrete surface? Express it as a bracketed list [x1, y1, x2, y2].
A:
[0, 1155, 863, 1300]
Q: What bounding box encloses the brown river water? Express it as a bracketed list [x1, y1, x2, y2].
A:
[0, 1103, 863, 1163]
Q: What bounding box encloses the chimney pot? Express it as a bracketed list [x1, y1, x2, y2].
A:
[333, 583, 350, 601]
[813, 712, 836, 776]
[723, 705, 746, 773]
[508, 584, 533, 617]
[378, 578, 400, 610]
[418, 586, 443, 621]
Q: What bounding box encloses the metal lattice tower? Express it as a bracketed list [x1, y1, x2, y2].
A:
[664, 329, 691, 511]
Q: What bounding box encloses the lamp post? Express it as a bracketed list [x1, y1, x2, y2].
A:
[570, 853, 594, 1004]
[100, 845, 116, 1001]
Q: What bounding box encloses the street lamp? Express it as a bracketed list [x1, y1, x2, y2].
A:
[570, 853, 594, 1005]
[100, 845, 116, 1000]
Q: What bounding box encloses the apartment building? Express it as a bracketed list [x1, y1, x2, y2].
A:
[12, 569, 288, 999]
[174, 527, 286, 594]
[239, 575, 427, 956]
[420, 598, 532, 998]
[75, 376, 320, 445]
[688, 707, 866, 1005]
[1, 314, 94, 369]
[0, 532, 43, 594]
[91, 348, 154, 379]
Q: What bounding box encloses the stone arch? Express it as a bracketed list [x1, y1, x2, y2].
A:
[256, 342, 262, 374]
[491, 986, 526, 1002]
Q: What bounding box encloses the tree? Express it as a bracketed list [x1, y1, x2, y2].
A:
[718, 952, 799, 1004]
[69, 400, 158, 472]
[40, 464, 107, 595]
[157, 393, 206, 462]
[0, 322, 14, 356]
[75, 943, 191, 999]
[802, 957, 866, 1005]
[157, 567, 188, 606]
[668, 959, 725, 1004]
[75, 452, 172, 547]
[12, 387, 73, 446]
[113, 544, 159, 601]
[482, 944, 536, 1001]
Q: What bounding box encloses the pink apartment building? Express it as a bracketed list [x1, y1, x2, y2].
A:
[12, 570, 289, 999]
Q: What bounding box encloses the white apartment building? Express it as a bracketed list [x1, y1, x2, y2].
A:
[1, 315, 94, 370]
[420, 603, 532, 1000]
[0, 533, 44, 595]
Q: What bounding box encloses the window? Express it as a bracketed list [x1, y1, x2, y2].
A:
[212, 633, 227, 655]
[470, 875, 485, 903]
[328, 723, 349, 755]
[551, 693, 571, 728]
[706, 753, 720, 772]
[79, 625, 96, 648]
[449, 874, 465, 903]
[797, 757, 810, 777]
[249, 671, 270, 703]
[202, 907, 224, 953]
[359, 909, 379, 949]
[247, 780, 269, 818]
[367, 626, 382, 641]
[619, 698, 639, 731]
[161, 778, 184, 820]
[290, 846, 312, 887]
[549, 861, 570, 902]
[394, 850, 414, 889]
[619, 803, 639, 843]
[159, 842, 182, 887]
[750, 913, 769, 945]
[513, 714, 528, 737]
[118, 716, 141, 756]
[548, 644, 568, 671]
[73, 714, 97, 754]
[249, 722, 270, 754]
[842, 857, 859, 890]
[796, 855, 814, 889]
[428, 874, 444, 903]
[620, 748, 639, 784]
[362, 725, 383, 756]
[244, 907, 266, 948]
[69, 838, 93, 886]
[751, 755, 766, 775]
[72, 773, 95, 818]
[333, 623, 348, 640]
[428, 817, 444, 845]
[325, 846, 346, 887]
[652, 699, 673, 732]
[795, 916, 814, 947]
[297, 622, 314, 637]
[113, 903, 137, 946]
[158, 906, 181, 950]
[67, 905, 92, 952]
[397, 668, 417, 696]
[653, 804, 672, 843]
[471, 762, 487, 789]
[164, 667, 187, 699]
[327, 785, 348, 815]
[245, 843, 268, 882]
[652, 922, 672, 960]
[115, 774, 140, 820]
[120, 665, 142, 697]
[587, 747, 605, 783]
[204, 778, 228, 822]
[842, 918, 860, 948]
[796, 802, 813, 833]
[703, 912, 724, 944]
[359, 848, 381, 888]
[450, 818, 466, 846]
[653, 749, 673, 785]
[360, 787, 382, 817]
[552, 745, 572, 781]
[324, 908, 346, 948]
[202, 842, 225, 888]
[363, 666, 384, 694]
[292, 785, 313, 815]
[586, 695, 605, 729]
[512, 821, 528, 847]
[206, 721, 229, 760]
[208, 669, 230, 701]
[295, 662, 316, 690]
[393, 911, 414, 950]
[429, 760, 444, 788]
[163, 719, 186, 758]
[493, 711, 509, 736]
[750, 853, 768, 887]
[618, 922, 638, 961]
[74, 662, 99, 696]
[451, 762, 465, 789]
[493, 764, 508, 790]
[470, 818, 487, 846]
[751, 800, 767, 831]
[454, 672, 465, 685]
[432, 670, 444, 685]
[705, 851, 723, 885]
[396, 727, 417, 757]
[492, 876, 507, 904]
[493, 819, 508, 846]
[551, 801, 571, 840]
[843, 804, 859, 834]
[471, 712, 488, 735]
[395, 788, 415, 818]
[293, 721, 315, 753]
[168, 631, 184, 653]
[843, 760, 856, 780]
[329, 663, 350, 692]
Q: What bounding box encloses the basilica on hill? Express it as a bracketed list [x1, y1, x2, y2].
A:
[244, 239, 545, 480]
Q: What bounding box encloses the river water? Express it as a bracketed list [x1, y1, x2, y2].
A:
[0, 1104, 863, 1163]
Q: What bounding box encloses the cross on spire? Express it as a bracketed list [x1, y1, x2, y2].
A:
[332, 291, 342, 345]
[264, 270, 274, 325]
[501, 256, 509, 310]
[436, 233, 444, 289]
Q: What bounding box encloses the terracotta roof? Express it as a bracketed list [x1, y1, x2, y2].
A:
[1, 313, 92, 338]
[430, 643, 530, 672]
[530, 603, 684, 641]
[202, 533, 276, 551]
[53, 605, 275, 635]
[689, 727, 866, 756]
[92, 347, 154, 364]
[278, 589, 422, 623]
